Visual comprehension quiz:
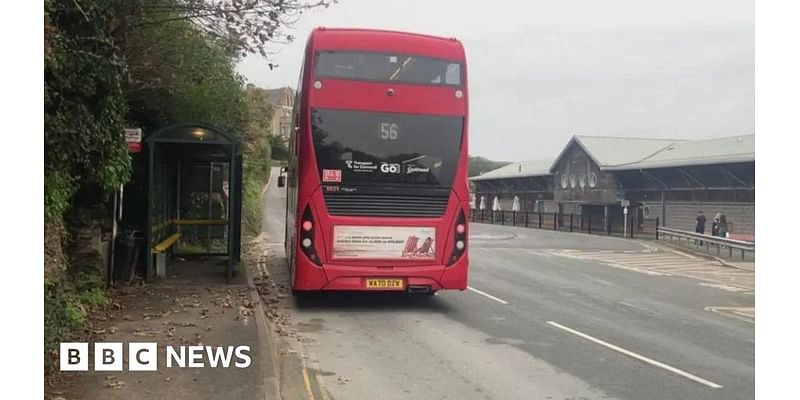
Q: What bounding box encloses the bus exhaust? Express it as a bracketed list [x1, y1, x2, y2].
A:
[407, 285, 432, 294]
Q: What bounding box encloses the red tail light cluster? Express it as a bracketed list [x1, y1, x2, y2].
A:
[300, 206, 322, 266]
[448, 209, 467, 266]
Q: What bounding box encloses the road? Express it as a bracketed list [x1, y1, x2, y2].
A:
[259, 170, 754, 400]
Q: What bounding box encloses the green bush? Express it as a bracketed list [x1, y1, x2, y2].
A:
[242, 136, 271, 237]
[44, 271, 105, 372]
[45, 286, 83, 372]
[269, 135, 289, 161]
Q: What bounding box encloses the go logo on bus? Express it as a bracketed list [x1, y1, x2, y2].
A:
[380, 163, 401, 174]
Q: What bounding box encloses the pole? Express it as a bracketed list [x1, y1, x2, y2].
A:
[208, 161, 214, 253]
[655, 217, 660, 240]
[570, 213, 574, 232]
[525, 212, 529, 227]
[176, 160, 181, 249]
[538, 212, 542, 229]
[623, 206, 628, 238]
[146, 145, 154, 282]
[108, 188, 119, 287]
[553, 212, 557, 230]
[588, 215, 592, 234]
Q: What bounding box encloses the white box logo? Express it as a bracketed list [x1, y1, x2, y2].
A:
[94, 342, 123, 371]
[60, 342, 88, 371]
[128, 342, 158, 371]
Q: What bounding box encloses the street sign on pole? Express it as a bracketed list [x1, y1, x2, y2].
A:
[125, 128, 143, 153]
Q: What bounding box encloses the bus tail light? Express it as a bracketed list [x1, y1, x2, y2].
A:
[300, 206, 322, 266]
[448, 209, 467, 266]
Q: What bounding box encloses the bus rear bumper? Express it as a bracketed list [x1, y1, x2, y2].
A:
[293, 255, 468, 292]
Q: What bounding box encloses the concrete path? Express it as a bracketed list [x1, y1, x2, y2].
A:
[51, 259, 277, 400]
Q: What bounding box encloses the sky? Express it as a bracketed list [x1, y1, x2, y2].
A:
[236, 0, 754, 161]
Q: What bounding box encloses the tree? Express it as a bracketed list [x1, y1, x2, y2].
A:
[123, 11, 246, 131]
[240, 85, 273, 235]
[135, 0, 337, 57]
[45, 0, 133, 217]
[44, 0, 333, 374]
[269, 135, 289, 160]
[468, 156, 510, 177]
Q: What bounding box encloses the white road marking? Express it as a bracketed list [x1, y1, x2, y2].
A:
[546, 321, 723, 389]
[705, 306, 755, 323]
[607, 264, 669, 276]
[698, 282, 752, 293]
[670, 248, 702, 260]
[467, 286, 509, 304]
[551, 249, 755, 291]
[470, 234, 516, 240]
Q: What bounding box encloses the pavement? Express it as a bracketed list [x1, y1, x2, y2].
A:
[259, 169, 755, 400]
[50, 255, 279, 399]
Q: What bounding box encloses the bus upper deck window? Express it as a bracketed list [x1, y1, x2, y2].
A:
[445, 63, 461, 85]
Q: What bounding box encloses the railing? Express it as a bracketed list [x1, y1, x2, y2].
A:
[656, 226, 755, 260]
[469, 208, 659, 239]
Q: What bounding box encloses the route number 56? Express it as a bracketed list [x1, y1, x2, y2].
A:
[380, 122, 399, 140]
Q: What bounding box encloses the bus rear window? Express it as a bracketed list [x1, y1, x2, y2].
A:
[314, 51, 462, 86]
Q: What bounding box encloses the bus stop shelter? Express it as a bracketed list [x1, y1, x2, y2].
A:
[145, 123, 242, 282]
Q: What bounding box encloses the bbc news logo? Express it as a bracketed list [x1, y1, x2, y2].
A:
[60, 342, 251, 371]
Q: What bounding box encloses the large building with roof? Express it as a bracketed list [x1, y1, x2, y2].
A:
[470, 134, 755, 239]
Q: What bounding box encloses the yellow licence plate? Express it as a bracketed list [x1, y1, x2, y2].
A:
[365, 278, 405, 289]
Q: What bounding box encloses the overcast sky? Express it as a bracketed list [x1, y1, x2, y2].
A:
[237, 0, 754, 161]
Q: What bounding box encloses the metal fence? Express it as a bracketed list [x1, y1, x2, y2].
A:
[469, 209, 660, 239]
[656, 226, 755, 260]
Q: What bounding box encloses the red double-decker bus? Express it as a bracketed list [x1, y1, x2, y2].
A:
[279, 27, 469, 294]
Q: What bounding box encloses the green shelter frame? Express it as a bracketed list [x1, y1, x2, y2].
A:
[145, 123, 243, 282]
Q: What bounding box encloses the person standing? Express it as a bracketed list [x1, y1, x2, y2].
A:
[718, 214, 729, 238]
[695, 211, 707, 246]
[695, 211, 707, 234]
[712, 212, 721, 237]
